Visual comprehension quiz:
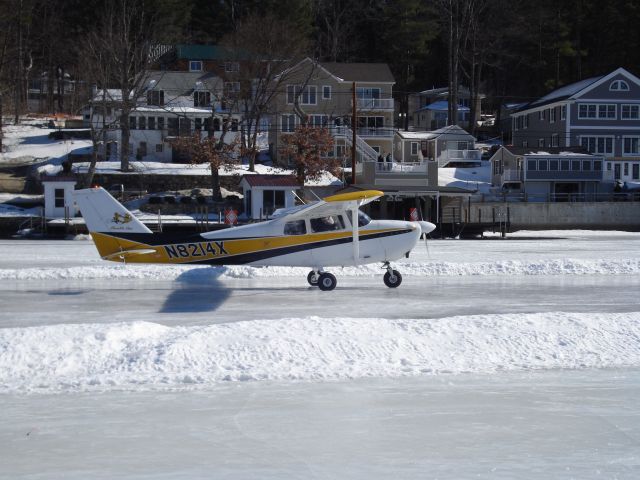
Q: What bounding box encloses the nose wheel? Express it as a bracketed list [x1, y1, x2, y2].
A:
[382, 262, 402, 288]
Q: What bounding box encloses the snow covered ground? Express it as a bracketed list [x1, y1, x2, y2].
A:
[0, 232, 639, 478]
[0, 124, 92, 165]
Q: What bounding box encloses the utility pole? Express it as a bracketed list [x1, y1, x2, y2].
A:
[351, 81, 357, 185]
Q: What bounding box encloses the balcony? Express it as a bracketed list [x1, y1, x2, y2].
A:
[356, 127, 394, 138]
[502, 170, 523, 182]
[437, 149, 482, 167]
[356, 97, 394, 111]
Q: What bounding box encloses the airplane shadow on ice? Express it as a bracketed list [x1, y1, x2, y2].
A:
[159, 267, 232, 313]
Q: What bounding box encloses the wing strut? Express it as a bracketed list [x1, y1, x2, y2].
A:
[350, 201, 359, 265]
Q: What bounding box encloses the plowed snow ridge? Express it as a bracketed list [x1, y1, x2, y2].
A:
[1, 312, 639, 393]
[2, 258, 640, 281]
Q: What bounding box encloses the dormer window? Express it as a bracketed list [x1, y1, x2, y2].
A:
[194, 91, 211, 107]
[146, 90, 164, 106]
[610, 79, 630, 91]
[189, 60, 203, 72]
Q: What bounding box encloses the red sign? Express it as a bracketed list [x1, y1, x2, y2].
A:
[409, 208, 419, 221]
[224, 208, 238, 225]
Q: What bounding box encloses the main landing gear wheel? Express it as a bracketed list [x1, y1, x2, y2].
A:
[318, 272, 337, 291]
[383, 269, 402, 288]
[307, 271, 319, 286]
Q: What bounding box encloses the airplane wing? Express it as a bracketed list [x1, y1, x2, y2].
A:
[273, 190, 384, 222]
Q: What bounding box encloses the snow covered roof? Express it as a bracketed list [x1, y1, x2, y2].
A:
[501, 146, 595, 157]
[518, 76, 603, 111]
[415, 100, 470, 113]
[396, 125, 474, 141]
[320, 62, 395, 83]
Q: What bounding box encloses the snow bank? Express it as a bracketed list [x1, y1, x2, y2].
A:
[2, 257, 640, 281]
[2, 312, 639, 393]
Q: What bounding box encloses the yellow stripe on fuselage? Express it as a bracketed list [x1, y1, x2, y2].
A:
[91, 228, 404, 265]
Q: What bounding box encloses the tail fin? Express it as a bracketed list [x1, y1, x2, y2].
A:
[74, 187, 152, 235]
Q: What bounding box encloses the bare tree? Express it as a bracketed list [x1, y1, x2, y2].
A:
[221, 12, 311, 172]
[89, 0, 159, 172]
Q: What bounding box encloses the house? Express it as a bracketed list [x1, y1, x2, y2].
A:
[270, 58, 396, 167]
[407, 86, 484, 131]
[511, 67, 640, 184]
[239, 175, 299, 219]
[394, 126, 481, 167]
[490, 146, 605, 200]
[85, 70, 242, 163]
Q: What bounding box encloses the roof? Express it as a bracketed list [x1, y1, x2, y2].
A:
[175, 44, 237, 61]
[415, 100, 470, 113]
[320, 62, 395, 83]
[396, 125, 474, 141]
[517, 76, 604, 112]
[500, 146, 594, 156]
[241, 174, 300, 188]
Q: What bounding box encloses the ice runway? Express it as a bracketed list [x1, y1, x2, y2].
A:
[0, 233, 640, 478]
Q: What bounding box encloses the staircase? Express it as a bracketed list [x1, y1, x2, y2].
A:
[330, 126, 379, 163]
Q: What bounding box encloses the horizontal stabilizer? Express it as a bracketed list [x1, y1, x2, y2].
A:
[102, 248, 157, 261]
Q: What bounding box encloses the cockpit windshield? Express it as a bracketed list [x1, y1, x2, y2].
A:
[346, 210, 372, 227]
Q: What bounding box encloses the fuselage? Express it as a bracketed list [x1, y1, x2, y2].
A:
[90, 217, 422, 268]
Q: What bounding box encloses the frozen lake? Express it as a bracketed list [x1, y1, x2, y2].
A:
[0, 233, 639, 478]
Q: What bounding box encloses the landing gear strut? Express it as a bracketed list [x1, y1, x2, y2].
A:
[307, 270, 319, 286]
[382, 262, 402, 288]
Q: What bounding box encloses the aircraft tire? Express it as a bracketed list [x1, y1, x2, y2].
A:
[307, 271, 319, 286]
[318, 272, 337, 291]
[383, 270, 402, 288]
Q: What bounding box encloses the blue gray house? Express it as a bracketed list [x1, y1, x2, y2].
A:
[511, 67, 640, 184]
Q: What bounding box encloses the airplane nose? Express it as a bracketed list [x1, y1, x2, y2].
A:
[417, 221, 436, 236]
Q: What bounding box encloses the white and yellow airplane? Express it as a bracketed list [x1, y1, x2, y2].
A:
[74, 187, 435, 291]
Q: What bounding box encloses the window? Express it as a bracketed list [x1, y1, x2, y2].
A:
[156, 144, 163, 153]
[633, 163, 639, 180]
[614, 163, 621, 179]
[539, 159, 548, 171]
[224, 62, 239, 73]
[195, 118, 202, 130]
[138, 116, 146, 130]
[286, 85, 317, 105]
[551, 134, 559, 147]
[561, 159, 570, 171]
[356, 87, 381, 99]
[282, 114, 296, 133]
[550, 159, 559, 170]
[561, 105, 566, 120]
[224, 82, 240, 95]
[610, 79, 630, 91]
[539, 109, 545, 120]
[322, 86, 331, 100]
[310, 215, 345, 233]
[572, 160, 581, 171]
[411, 142, 419, 155]
[129, 116, 137, 129]
[522, 140, 528, 147]
[345, 210, 372, 227]
[308, 114, 328, 128]
[527, 159, 537, 171]
[550, 108, 556, 123]
[624, 162, 629, 176]
[623, 137, 640, 155]
[594, 160, 602, 171]
[598, 104, 616, 119]
[54, 188, 65, 208]
[148, 117, 156, 130]
[194, 91, 211, 107]
[538, 138, 545, 147]
[147, 90, 164, 106]
[284, 220, 306, 236]
[580, 136, 614, 155]
[578, 104, 597, 119]
[157, 117, 165, 130]
[621, 104, 640, 120]
[523, 114, 529, 129]
[583, 160, 592, 171]
[262, 190, 285, 216]
[189, 60, 203, 72]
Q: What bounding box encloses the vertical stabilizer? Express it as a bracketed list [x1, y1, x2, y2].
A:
[74, 187, 152, 234]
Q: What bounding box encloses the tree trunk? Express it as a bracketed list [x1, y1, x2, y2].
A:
[210, 164, 222, 201]
[120, 108, 130, 171]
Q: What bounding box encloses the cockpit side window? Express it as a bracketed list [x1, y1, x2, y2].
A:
[346, 210, 372, 227]
[284, 220, 307, 235]
[310, 215, 345, 233]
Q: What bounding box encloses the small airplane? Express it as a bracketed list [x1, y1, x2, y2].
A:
[74, 187, 436, 290]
